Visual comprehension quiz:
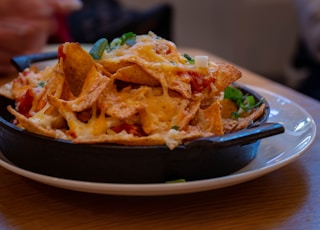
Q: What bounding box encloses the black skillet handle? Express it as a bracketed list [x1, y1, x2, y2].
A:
[187, 122, 285, 148]
[11, 51, 58, 72]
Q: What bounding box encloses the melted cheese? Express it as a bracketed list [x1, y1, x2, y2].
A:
[67, 105, 112, 137]
[141, 89, 187, 134]
[6, 33, 244, 150]
[30, 103, 58, 128]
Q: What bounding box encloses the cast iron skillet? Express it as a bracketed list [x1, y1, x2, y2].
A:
[0, 53, 285, 184]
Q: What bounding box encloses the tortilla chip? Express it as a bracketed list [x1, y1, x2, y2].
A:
[59, 43, 95, 96]
[98, 58, 132, 73]
[170, 99, 201, 131]
[74, 133, 166, 146]
[222, 119, 238, 134]
[195, 100, 224, 135]
[137, 60, 192, 99]
[98, 85, 148, 120]
[222, 104, 266, 133]
[234, 104, 266, 131]
[33, 68, 65, 113]
[48, 65, 109, 113]
[113, 64, 159, 86]
[7, 105, 67, 139]
[214, 63, 242, 92]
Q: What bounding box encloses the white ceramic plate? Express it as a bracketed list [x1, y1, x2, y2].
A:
[0, 87, 316, 196]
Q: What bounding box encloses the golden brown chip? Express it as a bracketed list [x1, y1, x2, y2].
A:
[222, 104, 266, 133]
[59, 43, 96, 96]
[7, 105, 67, 139]
[33, 68, 65, 113]
[98, 84, 148, 120]
[48, 65, 109, 112]
[99, 36, 193, 99]
[234, 104, 266, 131]
[10, 66, 54, 100]
[137, 60, 192, 99]
[73, 126, 204, 150]
[194, 100, 224, 135]
[74, 133, 166, 146]
[113, 64, 159, 86]
[170, 99, 201, 131]
[222, 119, 238, 134]
[214, 63, 242, 92]
[98, 58, 132, 73]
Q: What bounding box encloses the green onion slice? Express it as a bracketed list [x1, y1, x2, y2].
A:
[183, 53, 195, 64]
[89, 38, 109, 60]
[224, 86, 263, 119]
[108, 32, 137, 52]
[171, 125, 180, 130]
[109, 38, 122, 50]
[121, 32, 136, 46]
[165, 179, 186, 183]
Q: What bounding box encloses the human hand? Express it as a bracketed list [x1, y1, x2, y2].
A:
[0, 0, 82, 74]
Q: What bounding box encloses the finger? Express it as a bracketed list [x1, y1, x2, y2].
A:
[0, 0, 82, 18]
[0, 18, 55, 53]
[0, 63, 18, 75]
[0, 65, 18, 75]
[0, 0, 54, 18]
[46, 0, 83, 14]
[0, 21, 32, 53]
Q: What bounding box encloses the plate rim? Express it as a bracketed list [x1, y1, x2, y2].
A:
[0, 86, 316, 196]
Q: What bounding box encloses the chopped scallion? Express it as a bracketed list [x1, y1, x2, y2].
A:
[183, 53, 195, 64]
[108, 32, 137, 52]
[165, 179, 186, 183]
[121, 32, 136, 46]
[38, 81, 45, 88]
[171, 125, 180, 130]
[110, 38, 122, 49]
[89, 38, 109, 60]
[224, 86, 263, 119]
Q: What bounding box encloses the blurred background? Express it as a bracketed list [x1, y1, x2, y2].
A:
[120, 0, 298, 85]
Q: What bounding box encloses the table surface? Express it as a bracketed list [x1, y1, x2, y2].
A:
[0, 48, 319, 230]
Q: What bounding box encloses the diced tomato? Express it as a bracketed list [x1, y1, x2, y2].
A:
[22, 69, 30, 76]
[66, 130, 77, 138]
[177, 70, 215, 93]
[16, 89, 34, 117]
[111, 123, 145, 137]
[57, 44, 66, 60]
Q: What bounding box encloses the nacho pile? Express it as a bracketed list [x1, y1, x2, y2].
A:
[0, 32, 265, 149]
